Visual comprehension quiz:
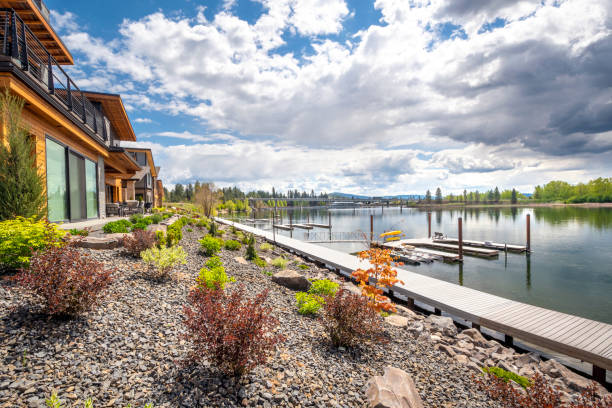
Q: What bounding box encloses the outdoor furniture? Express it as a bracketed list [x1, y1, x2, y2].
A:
[144, 202, 152, 213]
[125, 200, 139, 215]
[105, 203, 120, 217]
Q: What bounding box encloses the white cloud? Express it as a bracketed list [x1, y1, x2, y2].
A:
[134, 118, 153, 123]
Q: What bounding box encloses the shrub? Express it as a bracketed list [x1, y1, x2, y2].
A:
[102, 219, 132, 234]
[130, 214, 144, 224]
[321, 288, 384, 348]
[197, 256, 235, 290]
[69, 228, 89, 237]
[196, 219, 209, 229]
[295, 292, 324, 315]
[253, 257, 267, 268]
[352, 247, 404, 313]
[155, 230, 166, 247]
[141, 245, 187, 280]
[310, 279, 339, 296]
[482, 366, 531, 389]
[208, 221, 218, 236]
[298, 263, 309, 270]
[166, 217, 190, 246]
[270, 257, 289, 269]
[246, 234, 257, 260]
[259, 243, 273, 252]
[149, 214, 163, 224]
[0, 217, 65, 269]
[11, 244, 113, 316]
[199, 235, 222, 256]
[122, 229, 156, 257]
[474, 371, 612, 408]
[239, 232, 249, 244]
[130, 221, 148, 231]
[183, 285, 284, 376]
[224, 239, 241, 251]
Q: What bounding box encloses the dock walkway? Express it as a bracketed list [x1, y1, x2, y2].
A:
[393, 238, 500, 258]
[216, 218, 612, 381]
[434, 237, 528, 253]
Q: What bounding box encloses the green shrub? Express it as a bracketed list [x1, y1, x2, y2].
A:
[166, 217, 190, 246]
[199, 235, 222, 256]
[295, 292, 324, 315]
[309, 279, 339, 296]
[259, 243, 273, 252]
[141, 245, 187, 280]
[197, 256, 235, 290]
[102, 219, 132, 234]
[196, 219, 209, 229]
[209, 221, 218, 236]
[131, 221, 148, 231]
[69, 228, 89, 237]
[187, 228, 193, 232]
[130, 213, 144, 224]
[224, 239, 241, 251]
[297, 263, 309, 270]
[253, 257, 267, 268]
[245, 234, 257, 260]
[239, 232, 249, 244]
[149, 214, 163, 224]
[217, 229, 225, 236]
[270, 257, 288, 269]
[482, 366, 531, 389]
[0, 217, 65, 269]
[155, 230, 166, 247]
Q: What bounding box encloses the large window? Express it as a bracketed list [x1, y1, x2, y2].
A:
[85, 159, 98, 218]
[46, 138, 68, 222]
[45, 136, 99, 222]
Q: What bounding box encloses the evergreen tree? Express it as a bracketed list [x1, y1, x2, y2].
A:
[435, 187, 442, 203]
[463, 189, 467, 203]
[0, 90, 45, 220]
[494, 186, 500, 202]
[185, 183, 194, 202]
[425, 190, 432, 203]
[511, 188, 518, 204]
[173, 184, 185, 202]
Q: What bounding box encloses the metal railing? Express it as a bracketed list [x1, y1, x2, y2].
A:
[0, 8, 111, 146]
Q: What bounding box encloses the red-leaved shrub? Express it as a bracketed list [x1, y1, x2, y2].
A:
[321, 287, 385, 348]
[11, 244, 114, 317]
[122, 229, 156, 257]
[475, 371, 612, 408]
[183, 285, 284, 376]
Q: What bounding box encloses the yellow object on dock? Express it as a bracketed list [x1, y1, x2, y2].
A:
[380, 230, 402, 238]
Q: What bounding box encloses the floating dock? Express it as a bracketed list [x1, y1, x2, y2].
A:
[394, 238, 500, 258]
[291, 224, 314, 230]
[434, 237, 528, 253]
[216, 217, 612, 383]
[305, 223, 331, 229]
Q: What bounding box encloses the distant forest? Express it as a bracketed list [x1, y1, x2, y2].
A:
[163, 177, 612, 206]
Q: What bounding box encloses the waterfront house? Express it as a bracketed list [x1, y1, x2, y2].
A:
[124, 147, 163, 208]
[0, 1, 162, 221]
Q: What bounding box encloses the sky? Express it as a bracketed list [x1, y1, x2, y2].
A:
[46, 0, 612, 195]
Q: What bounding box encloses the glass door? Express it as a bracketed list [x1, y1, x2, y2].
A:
[68, 152, 86, 221]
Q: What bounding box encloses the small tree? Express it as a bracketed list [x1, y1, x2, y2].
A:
[511, 188, 518, 204]
[352, 247, 404, 313]
[494, 187, 501, 203]
[0, 89, 46, 220]
[425, 190, 432, 203]
[435, 187, 443, 204]
[195, 182, 220, 217]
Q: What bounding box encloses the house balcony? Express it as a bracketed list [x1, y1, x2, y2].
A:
[0, 8, 119, 148]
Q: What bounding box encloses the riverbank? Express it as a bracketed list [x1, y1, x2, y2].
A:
[403, 202, 612, 209]
[1, 225, 609, 407]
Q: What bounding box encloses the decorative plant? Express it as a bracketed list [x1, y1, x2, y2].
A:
[183, 285, 284, 376]
[69, 228, 89, 237]
[0, 216, 65, 269]
[245, 234, 257, 260]
[482, 366, 531, 389]
[155, 230, 166, 247]
[208, 221, 218, 236]
[102, 219, 132, 234]
[141, 245, 187, 280]
[197, 256, 235, 290]
[122, 229, 156, 257]
[295, 292, 324, 315]
[474, 371, 612, 408]
[11, 243, 114, 316]
[259, 243, 273, 252]
[309, 279, 339, 296]
[223, 239, 241, 251]
[321, 287, 384, 348]
[199, 235, 222, 256]
[352, 247, 404, 313]
[253, 257, 267, 268]
[270, 257, 289, 269]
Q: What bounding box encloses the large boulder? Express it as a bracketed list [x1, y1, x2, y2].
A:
[457, 328, 490, 348]
[271, 270, 311, 291]
[75, 236, 122, 250]
[385, 314, 409, 327]
[425, 315, 457, 337]
[366, 367, 424, 408]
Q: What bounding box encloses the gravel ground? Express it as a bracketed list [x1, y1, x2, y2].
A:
[0, 226, 499, 407]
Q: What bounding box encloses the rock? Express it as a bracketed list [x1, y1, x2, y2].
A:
[425, 315, 457, 337]
[271, 270, 311, 291]
[457, 329, 490, 348]
[366, 367, 424, 408]
[395, 306, 418, 319]
[514, 352, 540, 368]
[435, 344, 456, 357]
[454, 355, 469, 365]
[539, 359, 569, 379]
[342, 282, 362, 295]
[76, 236, 121, 250]
[385, 314, 409, 327]
[407, 322, 424, 335]
[234, 256, 248, 265]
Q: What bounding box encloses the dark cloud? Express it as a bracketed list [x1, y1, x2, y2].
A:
[434, 0, 539, 21]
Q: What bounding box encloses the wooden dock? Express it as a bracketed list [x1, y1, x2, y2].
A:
[395, 238, 500, 258]
[291, 224, 314, 230]
[435, 237, 528, 253]
[383, 240, 461, 262]
[273, 224, 293, 231]
[217, 218, 612, 381]
[305, 223, 331, 229]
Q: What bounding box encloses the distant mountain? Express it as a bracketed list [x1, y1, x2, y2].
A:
[329, 192, 424, 200]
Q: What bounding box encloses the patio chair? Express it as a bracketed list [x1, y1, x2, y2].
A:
[105, 203, 120, 217]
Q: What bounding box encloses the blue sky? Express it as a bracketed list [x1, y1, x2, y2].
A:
[47, 0, 612, 194]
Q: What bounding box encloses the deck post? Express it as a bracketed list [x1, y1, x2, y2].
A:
[10, 11, 19, 60]
[428, 212, 432, 238]
[434, 308, 442, 316]
[526, 214, 531, 252]
[370, 214, 374, 242]
[504, 334, 513, 347]
[289, 212, 293, 238]
[407, 297, 415, 310]
[592, 365, 606, 385]
[458, 217, 463, 261]
[472, 322, 481, 331]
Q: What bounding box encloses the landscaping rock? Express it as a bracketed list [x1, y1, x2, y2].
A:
[425, 315, 457, 337]
[271, 270, 311, 291]
[76, 236, 122, 250]
[457, 328, 490, 348]
[366, 367, 424, 408]
[385, 314, 409, 327]
[234, 256, 248, 265]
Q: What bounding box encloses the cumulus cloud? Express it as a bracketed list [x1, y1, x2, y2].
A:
[56, 0, 612, 192]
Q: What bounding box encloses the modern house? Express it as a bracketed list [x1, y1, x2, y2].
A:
[0, 1, 162, 222]
[124, 147, 163, 208]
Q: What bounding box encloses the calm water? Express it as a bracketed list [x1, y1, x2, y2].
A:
[237, 206, 612, 324]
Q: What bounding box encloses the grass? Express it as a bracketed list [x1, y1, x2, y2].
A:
[270, 257, 289, 269]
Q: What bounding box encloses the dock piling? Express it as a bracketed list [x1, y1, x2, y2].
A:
[370, 214, 374, 242]
[526, 214, 531, 252]
[458, 217, 463, 261]
[289, 212, 293, 238]
[428, 212, 432, 238]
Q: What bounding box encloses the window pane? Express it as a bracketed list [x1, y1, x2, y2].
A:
[86, 160, 98, 218]
[69, 153, 85, 221]
[45, 138, 67, 222]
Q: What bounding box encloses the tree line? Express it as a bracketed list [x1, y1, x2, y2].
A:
[423, 187, 524, 204]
